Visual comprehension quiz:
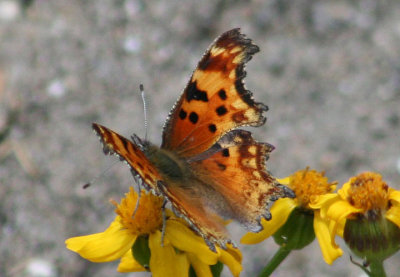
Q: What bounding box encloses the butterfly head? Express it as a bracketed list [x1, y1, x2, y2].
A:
[130, 133, 148, 152]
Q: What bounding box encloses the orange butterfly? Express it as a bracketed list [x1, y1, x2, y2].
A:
[93, 28, 294, 251]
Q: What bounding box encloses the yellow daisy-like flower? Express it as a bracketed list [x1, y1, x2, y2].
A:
[241, 168, 343, 265]
[320, 172, 400, 263]
[65, 187, 242, 276]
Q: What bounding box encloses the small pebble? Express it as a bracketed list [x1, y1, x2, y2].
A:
[123, 36, 141, 53]
[47, 79, 66, 98]
[26, 258, 56, 277]
[0, 1, 19, 21]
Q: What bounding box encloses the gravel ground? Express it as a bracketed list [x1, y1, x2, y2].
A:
[1, 1, 400, 276]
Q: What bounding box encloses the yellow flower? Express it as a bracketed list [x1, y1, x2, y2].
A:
[241, 168, 343, 265]
[65, 187, 242, 276]
[321, 172, 400, 262]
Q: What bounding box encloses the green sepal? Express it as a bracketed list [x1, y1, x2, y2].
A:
[344, 214, 400, 263]
[210, 261, 223, 277]
[132, 235, 151, 270]
[273, 208, 315, 250]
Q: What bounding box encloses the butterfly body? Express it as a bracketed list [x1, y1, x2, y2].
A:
[93, 29, 294, 251]
[144, 144, 189, 182]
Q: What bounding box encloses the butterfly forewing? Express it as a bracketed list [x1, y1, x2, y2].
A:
[162, 28, 267, 157]
[92, 123, 161, 193]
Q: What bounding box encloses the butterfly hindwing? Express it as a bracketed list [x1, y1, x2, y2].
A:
[157, 179, 231, 251]
[162, 28, 267, 157]
[190, 130, 290, 232]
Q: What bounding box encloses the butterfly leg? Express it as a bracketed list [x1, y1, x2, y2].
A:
[131, 184, 142, 219]
[131, 172, 145, 218]
[160, 198, 167, 247]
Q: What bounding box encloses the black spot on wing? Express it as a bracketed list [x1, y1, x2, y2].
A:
[208, 124, 217, 133]
[222, 148, 230, 157]
[216, 105, 228, 116]
[186, 81, 208, 102]
[179, 109, 187, 120]
[218, 89, 227, 100]
[189, 112, 199, 124]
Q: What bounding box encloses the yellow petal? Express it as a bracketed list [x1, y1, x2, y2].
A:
[276, 177, 290, 185]
[65, 218, 136, 262]
[187, 253, 212, 277]
[149, 231, 189, 277]
[117, 250, 146, 272]
[313, 211, 343, 265]
[224, 244, 242, 263]
[241, 198, 296, 244]
[337, 181, 351, 199]
[326, 200, 361, 223]
[309, 193, 338, 210]
[333, 217, 346, 238]
[165, 219, 218, 265]
[217, 245, 242, 277]
[386, 205, 400, 229]
[389, 189, 400, 204]
[326, 201, 361, 246]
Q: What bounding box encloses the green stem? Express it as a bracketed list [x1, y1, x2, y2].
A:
[258, 247, 291, 277]
[369, 260, 386, 277]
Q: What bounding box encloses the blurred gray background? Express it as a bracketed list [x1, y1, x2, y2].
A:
[1, 0, 399, 276]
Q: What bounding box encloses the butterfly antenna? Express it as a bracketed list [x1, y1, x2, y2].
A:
[82, 160, 119, 189]
[140, 84, 149, 141]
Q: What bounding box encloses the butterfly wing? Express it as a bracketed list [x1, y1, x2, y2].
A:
[158, 180, 231, 251]
[92, 123, 162, 193]
[161, 28, 267, 157]
[190, 130, 294, 232]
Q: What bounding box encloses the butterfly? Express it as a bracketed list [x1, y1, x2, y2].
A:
[92, 28, 294, 251]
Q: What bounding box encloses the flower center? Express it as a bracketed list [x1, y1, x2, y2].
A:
[113, 187, 163, 235]
[289, 168, 336, 208]
[347, 172, 389, 212]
